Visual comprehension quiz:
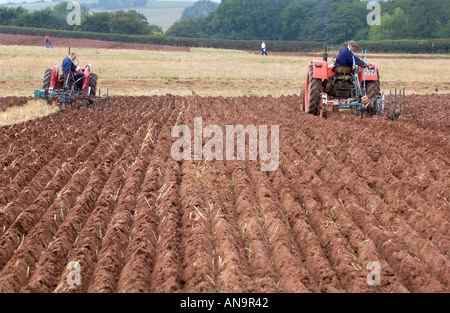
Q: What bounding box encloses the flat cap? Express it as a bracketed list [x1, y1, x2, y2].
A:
[349, 40, 357, 47]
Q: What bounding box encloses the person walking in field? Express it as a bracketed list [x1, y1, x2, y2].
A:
[46, 35, 53, 48]
[261, 42, 268, 55]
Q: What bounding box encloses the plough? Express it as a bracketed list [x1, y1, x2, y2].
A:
[319, 88, 408, 120]
[35, 87, 109, 111]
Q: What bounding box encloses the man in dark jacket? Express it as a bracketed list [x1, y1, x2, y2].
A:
[62, 52, 84, 89]
[333, 40, 367, 75]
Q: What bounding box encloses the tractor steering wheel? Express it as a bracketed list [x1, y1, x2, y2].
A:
[73, 58, 79, 66]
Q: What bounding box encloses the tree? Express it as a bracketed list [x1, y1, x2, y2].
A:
[437, 2, 450, 38]
[53, 1, 90, 19]
[208, 0, 290, 40]
[80, 11, 112, 33]
[408, 0, 444, 39]
[0, 7, 27, 25]
[51, 1, 91, 30]
[326, 0, 368, 44]
[79, 10, 162, 34]
[14, 7, 66, 29]
[391, 0, 448, 39]
[108, 10, 153, 35]
[368, 8, 409, 41]
[181, 0, 218, 20]
[280, 0, 328, 42]
[166, 17, 212, 38]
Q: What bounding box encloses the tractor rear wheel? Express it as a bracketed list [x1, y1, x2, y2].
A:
[89, 73, 97, 96]
[43, 69, 52, 90]
[305, 64, 323, 115]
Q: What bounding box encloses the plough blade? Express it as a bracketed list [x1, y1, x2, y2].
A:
[318, 89, 407, 120]
[34, 88, 110, 111]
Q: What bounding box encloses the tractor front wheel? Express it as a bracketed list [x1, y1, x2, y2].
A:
[366, 81, 380, 100]
[305, 64, 323, 115]
[366, 69, 381, 100]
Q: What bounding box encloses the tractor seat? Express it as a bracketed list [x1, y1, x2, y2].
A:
[332, 66, 352, 75]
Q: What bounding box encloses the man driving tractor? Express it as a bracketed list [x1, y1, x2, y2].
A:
[333, 40, 367, 75]
[62, 52, 85, 89]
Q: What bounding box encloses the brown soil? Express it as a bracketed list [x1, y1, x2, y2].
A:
[3, 34, 449, 60]
[251, 51, 450, 60]
[0, 33, 190, 52]
[0, 93, 448, 293]
[0, 96, 33, 112]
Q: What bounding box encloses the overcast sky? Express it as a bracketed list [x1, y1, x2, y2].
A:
[0, 0, 221, 3]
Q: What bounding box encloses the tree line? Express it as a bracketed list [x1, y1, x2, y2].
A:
[0, 1, 162, 35]
[166, 0, 450, 44]
[0, 0, 448, 45]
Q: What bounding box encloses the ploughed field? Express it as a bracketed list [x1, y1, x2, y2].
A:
[0, 93, 448, 293]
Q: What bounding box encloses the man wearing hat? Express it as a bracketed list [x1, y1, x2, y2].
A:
[333, 40, 367, 75]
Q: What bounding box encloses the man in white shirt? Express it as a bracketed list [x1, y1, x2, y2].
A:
[261, 42, 268, 55]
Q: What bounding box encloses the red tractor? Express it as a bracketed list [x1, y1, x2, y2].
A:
[300, 48, 381, 116]
[36, 51, 108, 110]
[42, 62, 97, 97]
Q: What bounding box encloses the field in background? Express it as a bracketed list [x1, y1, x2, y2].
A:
[0, 44, 449, 99]
[135, 8, 184, 31]
[145, 0, 194, 8]
[1, 1, 192, 32]
[0, 2, 58, 10]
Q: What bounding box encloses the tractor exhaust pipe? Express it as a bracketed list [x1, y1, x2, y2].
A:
[323, 46, 328, 62]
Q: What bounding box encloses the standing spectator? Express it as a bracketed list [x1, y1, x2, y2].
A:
[46, 35, 53, 48]
[261, 42, 268, 55]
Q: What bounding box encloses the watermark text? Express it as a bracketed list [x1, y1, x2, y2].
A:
[171, 117, 279, 171]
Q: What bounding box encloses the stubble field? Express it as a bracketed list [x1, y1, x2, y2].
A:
[0, 34, 449, 293]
